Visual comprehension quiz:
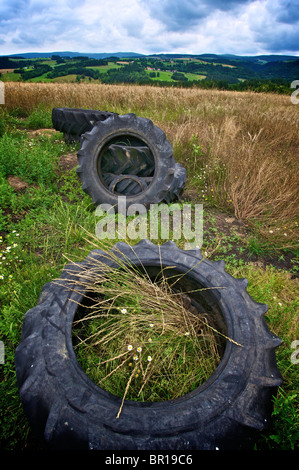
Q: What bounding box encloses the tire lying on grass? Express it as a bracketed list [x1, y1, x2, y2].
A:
[76, 113, 186, 210]
[52, 107, 117, 144]
[15, 240, 282, 451]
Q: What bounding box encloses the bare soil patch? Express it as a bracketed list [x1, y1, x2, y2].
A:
[7, 175, 29, 192]
[27, 128, 58, 138]
[56, 152, 78, 176]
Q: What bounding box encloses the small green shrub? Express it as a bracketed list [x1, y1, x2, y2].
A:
[24, 105, 52, 129]
[0, 132, 64, 185]
[0, 175, 15, 209]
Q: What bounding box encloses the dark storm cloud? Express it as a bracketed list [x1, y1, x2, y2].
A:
[139, 0, 299, 54]
[205, 0, 252, 9]
[138, 1, 208, 32]
[12, 32, 40, 46]
[270, 0, 299, 25]
[0, 0, 28, 21]
[254, 25, 299, 53]
[250, 1, 299, 53]
[141, 0, 252, 32]
[268, 34, 299, 52]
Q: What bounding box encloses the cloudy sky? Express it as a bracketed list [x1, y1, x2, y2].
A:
[0, 0, 298, 57]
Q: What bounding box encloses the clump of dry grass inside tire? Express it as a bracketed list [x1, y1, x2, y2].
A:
[62, 247, 227, 414]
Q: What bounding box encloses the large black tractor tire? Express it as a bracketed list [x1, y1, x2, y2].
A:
[15, 240, 282, 451]
[164, 162, 186, 203]
[52, 107, 117, 143]
[76, 113, 185, 210]
[100, 162, 186, 200]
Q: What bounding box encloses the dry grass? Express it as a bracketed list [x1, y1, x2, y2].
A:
[57, 244, 226, 415]
[4, 82, 299, 247]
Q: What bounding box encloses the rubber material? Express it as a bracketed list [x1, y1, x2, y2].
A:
[164, 162, 186, 203]
[77, 113, 186, 210]
[101, 163, 186, 199]
[51, 107, 116, 143]
[15, 240, 282, 451]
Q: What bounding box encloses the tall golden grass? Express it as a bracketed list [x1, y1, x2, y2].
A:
[4, 82, 299, 248]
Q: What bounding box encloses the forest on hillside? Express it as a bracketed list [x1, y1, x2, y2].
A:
[0, 53, 298, 94]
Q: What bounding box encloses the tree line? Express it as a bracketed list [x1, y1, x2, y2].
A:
[0, 54, 295, 95]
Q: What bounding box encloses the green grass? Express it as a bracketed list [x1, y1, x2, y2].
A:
[71, 256, 223, 411]
[0, 131, 61, 186]
[0, 106, 298, 450]
[86, 62, 122, 73]
[144, 70, 205, 82]
[23, 105, 53, 128]
[0, 72, 22, 82]
[145, 70, 173, 82]
[28, 75, 53, 83]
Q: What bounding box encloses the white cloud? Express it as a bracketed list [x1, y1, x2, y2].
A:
[245, 0, 299, 53]
[0, 0, 298, 56]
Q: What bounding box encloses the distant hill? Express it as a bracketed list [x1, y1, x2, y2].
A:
[4, 51, 298, 62]
[148, 52, 299, 82]
[149, 52, 298, 62]
[1, 51, 298, 90]
[6, 51, 145, 59]
[206, 54, 298, 62]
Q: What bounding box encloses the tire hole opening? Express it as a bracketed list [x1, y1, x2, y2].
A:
[97, 135, 155, 196]
[72, 263, 227, 404]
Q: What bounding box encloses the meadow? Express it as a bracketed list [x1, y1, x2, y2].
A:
[0, 81, 298, 449]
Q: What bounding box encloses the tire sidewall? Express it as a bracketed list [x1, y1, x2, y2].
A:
[77, 115, 175, 209]
[17, 242, 267, 448]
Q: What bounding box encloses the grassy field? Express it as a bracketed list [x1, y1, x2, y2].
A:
[144, 70, 206, 81]
[0, 82, 298, 450]
[86, 62, 122, 73]
[0, 71, 22, 82]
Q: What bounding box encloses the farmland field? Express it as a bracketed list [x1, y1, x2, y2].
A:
[144, 69, 206, 81]
[1, 53, 298, 90]
[86, 62, 122, 72]
[0, 81, 298, 450]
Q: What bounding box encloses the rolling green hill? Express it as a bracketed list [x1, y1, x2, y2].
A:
[1, 52, 298, 92]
